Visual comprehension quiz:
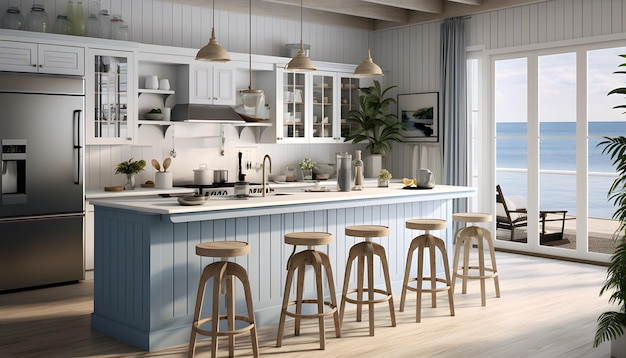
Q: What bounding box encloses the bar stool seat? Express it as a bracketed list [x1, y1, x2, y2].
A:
[340, 225, 396, 336]
[400, 219, 454, 322]
[276, 232, 340, 350]
[188, 241, 259, 358]
[451, 213, 501, 306]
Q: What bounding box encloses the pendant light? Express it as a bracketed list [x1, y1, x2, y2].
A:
[286, 0, 316, 72]
[195, 0, 230, 62]
[240, 0, 264, 111]
[354, 31, 383, 77]
[354, 49, 383, 77]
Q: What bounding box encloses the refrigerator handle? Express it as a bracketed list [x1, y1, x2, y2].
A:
[73, 109, 83, 185]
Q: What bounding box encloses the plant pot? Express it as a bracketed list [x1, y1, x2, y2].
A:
[365, 154, 383, 178]
[301, 168, 313, 181]
[612, 332, 626, 358]
[378, 178, 389, 187]
[123, 174, 136, 190]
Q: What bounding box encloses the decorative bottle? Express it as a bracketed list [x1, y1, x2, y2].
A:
[336, 152, 352, 192]
[353, 150, 364, 191]
[26, 3, 49, 33]
[66, 0, 74, 35]
[98, 9, 110, 39]
[74, 1, 86, 36]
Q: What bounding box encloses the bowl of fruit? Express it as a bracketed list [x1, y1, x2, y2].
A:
[143, 108, 163, 120]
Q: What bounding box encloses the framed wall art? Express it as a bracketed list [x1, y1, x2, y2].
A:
[397, 92, 439, 142]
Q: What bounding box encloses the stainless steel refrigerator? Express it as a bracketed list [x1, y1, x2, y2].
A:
[0, 72, 85, 292]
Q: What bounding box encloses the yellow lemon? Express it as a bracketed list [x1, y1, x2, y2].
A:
[402, 178, 415, 186]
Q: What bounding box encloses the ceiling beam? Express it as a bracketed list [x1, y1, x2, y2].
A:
[260, 0, 409, 23]
[449, 0, 483, 5]
[362, 0, 444, 14]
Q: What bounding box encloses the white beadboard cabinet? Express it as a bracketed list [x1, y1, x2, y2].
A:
[0, 40, 84, 75]
[176, 62, 236, 105]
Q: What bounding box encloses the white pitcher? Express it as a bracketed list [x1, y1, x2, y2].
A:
[416, 168, 435, 188]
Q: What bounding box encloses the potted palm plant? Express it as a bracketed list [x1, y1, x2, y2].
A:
[344, 80, 405, 177]
[594, 54, 626, 355]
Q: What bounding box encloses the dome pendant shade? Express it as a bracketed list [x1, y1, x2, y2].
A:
[354, 49, 383, 77]
[195, 27, 231, 62]
[286, 44, 316, 72]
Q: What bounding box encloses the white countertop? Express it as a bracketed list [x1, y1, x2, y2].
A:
[89, 184, 476, 216]
[86, 187, 196, 199]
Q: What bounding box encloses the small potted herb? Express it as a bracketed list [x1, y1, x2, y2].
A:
[115, 158, 146, 190]
[298, 158, 316, 180]
[378, 169, 392, 187]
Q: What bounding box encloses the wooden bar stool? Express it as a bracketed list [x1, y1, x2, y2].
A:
[400, 219, 454, 323]
[276, 232, 340, 350]
[340, 225, 396, 336]
[451, 213, 501, 306]
[188, 241, 259, 358]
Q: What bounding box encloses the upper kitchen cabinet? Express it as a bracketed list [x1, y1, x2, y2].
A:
[85, 48, 135, 145]
[311, 71, 339, 142]
[177, 62, 235, 105]
[0, 40, 84, 76]
[275, 68, 308, 142]
[339, 74, 372, 139]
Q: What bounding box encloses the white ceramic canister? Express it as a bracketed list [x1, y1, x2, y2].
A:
[193, 164, 212, 185]
[145, 75, 158, 90]
[155, 172, 172, 189]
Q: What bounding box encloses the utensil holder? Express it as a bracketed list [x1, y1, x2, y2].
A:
[155, 172, 172, 189]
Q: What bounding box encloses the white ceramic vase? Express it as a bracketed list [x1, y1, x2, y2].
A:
[364, 154, 383, 178]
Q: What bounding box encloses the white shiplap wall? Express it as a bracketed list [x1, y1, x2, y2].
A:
[4, 0, 626, 188]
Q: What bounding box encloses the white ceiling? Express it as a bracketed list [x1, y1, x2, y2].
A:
[165, 0, 544, 30]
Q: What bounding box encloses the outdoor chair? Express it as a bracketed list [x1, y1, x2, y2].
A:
[495, 185, 568, 243]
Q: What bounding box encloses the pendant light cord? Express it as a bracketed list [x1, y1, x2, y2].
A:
[248, 0, 252, 90]
[300, 0, 303, 48]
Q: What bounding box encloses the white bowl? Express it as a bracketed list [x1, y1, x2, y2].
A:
[144, 112, 164, 120]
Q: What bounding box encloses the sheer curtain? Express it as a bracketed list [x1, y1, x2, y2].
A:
[441, 17, 468, 212]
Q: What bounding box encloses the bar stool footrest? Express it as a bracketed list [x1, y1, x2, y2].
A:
[343, 288, 393, 305]
[192, 315, 256, 337]
[454, 266, 498, 280]
[404, 277, 452, 293]
[283, 300, 338, 319]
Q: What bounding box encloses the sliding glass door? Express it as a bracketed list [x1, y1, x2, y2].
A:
[491, 43, 626, 262]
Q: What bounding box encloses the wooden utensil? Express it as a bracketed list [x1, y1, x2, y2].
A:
[162, 157, 171, 172]
[152, 159, 161, 172]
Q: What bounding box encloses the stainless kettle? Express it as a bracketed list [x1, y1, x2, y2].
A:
[416, 168, 435, 188]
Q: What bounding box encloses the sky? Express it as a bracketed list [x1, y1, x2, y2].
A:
[494, 46, 626, 123]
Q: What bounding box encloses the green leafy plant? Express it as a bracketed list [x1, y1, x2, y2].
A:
[344, 80, 406, 155]
[378, 169, 392, 180]
[594, 54, 626, 348]
[114, 158, 146, 175]
[298, 158, 316, 170]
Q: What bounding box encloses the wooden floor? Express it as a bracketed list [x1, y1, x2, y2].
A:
[0, 251, 614, 357]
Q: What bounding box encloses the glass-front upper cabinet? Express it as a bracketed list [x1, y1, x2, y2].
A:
[276, 68, 307, 142]
[86, 49, 135, 145]
[339, 75, 371, 139]
[311, 71, 337, 142]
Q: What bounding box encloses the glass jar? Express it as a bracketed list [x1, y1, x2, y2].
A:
[26, 3, 49, 33]
[2, 6, 25, 30]
[336, 152, 352, 192]
[85, 1, 99, 37]
[98, 9, 111, 39]
[110, 14, 129, 40]
[54, 15, 69, 34]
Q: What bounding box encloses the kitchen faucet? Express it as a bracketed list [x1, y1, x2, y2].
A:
[262, 154, 272, 197]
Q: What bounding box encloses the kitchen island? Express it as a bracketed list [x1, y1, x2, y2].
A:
[90, 183, 475, 351]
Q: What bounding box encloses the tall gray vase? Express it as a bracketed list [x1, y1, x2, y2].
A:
[364, 154, 382, 178]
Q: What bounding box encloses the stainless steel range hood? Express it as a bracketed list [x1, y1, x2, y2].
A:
[171, 104, 245, 123]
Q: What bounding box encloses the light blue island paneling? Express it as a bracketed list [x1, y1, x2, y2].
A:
[91, 186, 475, 351]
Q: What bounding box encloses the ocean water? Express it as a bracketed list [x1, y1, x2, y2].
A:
[496, 121, 626, 219]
